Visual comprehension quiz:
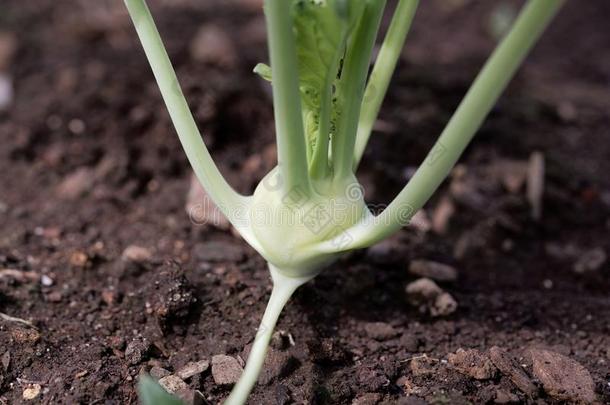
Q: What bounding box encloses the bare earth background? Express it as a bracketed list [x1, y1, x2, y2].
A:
[0, 0, 609, 404]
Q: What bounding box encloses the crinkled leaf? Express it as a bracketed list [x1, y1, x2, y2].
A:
[292, 0, 365, 156]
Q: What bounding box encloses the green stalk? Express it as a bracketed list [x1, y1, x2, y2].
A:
[123, 0, 247, 223]
[264, 0, 311, 194]
[328, 0, 565, 249]
[353, 0, 419, 169]
[332, 0, 386, 181]
[225, 265, 313, 405]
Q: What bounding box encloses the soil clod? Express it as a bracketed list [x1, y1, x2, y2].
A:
[447, 348, 496, 380]
[489, 346, 537, 396]
[211, 354, 243, 386]
[529, 348, 596, 404]
[405, 278, 457, 317]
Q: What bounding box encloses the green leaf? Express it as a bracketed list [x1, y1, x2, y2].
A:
[291, 0, 365, 159]
[138, 375, 184, 405]
[253, 63, 272, 82]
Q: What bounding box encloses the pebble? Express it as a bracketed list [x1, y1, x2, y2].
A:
[158, 374, 188, 394]
[529, 348, 596, 403]
[121, 245, 152, 264]
[69, 251, 89, 267]
[176, 360, 209, 380]
[405, 278, 458, 317]
[22, 384, 42, 401]
[573, 247, 606, 273]
[190, 25, 237, 68]
[488, 346, 536, 396]
[40, 275, 54, 287]
[447, 348, 496, 380]
[185, 174, 230, 230]
[363, 322, 399, 341]
[56, 167, 95, 199]
[408, 260, 458, 282]
[211, 355, 243, 385]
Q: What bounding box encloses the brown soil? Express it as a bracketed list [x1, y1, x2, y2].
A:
[1, 1, 609, 404]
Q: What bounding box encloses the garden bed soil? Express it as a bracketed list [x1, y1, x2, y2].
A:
[1, 0, 609, 404]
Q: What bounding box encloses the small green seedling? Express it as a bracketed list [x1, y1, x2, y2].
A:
[124, 0, 564, 403]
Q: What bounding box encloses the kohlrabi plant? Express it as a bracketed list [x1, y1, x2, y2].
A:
[124, 0, 564, 403]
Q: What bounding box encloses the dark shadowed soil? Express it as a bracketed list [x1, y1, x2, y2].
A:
[1, 0, 609, 404]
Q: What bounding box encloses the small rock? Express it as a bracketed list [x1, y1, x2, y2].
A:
[192, 241, 245, 263]
[40, 275, 54, 287]
[22, 384, 41, 401]
[409, 260, 458, 282]
[185, 174, 230, 230]
[121, 245, 152, 264]
[190, 25, 237, 68]
[69, 251, 89, 267]
[352, 392, 381, 405]
[447, 348, 496, 380]
[211, 355, 243, 385]
[432, 293, 458, 317]
[529, 348, 596, 403]
[409, 355, 438, 377]
[150, 366, 171, 380]
[489, 346, 536, 396]
[125, 338, 151, 365]
[573, 247, 606, 273]
[176, 360, 209, 380]
[363, 322, 399, 341]
[56, 167, 95, 199]
[158, 375, 188, 394]
[405, 278, 457, 317]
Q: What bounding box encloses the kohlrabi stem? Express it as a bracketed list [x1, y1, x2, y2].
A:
[264, 0, 311, 194]
[332, 0, 386, 181]
[353, 0, 419, 169]
[224, 265, 313, 405]
[123, 0, 247, 221]
[326, 0, 565, 250]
